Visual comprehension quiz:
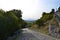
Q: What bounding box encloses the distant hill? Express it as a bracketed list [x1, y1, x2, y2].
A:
[24, 20, 36, 23]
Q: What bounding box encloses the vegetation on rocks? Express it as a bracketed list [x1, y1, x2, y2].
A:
[29, 7, 60, 34]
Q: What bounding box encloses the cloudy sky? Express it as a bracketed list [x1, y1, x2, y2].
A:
[0, 0, 60, 20]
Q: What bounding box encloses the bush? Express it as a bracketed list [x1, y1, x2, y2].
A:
[0, 9, 26, 40]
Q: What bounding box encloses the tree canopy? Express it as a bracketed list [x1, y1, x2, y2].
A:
[0, 9, 26, 40]
[58, 7, 60, 12]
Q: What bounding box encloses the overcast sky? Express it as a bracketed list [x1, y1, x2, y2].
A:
[0, 0, 60, 20]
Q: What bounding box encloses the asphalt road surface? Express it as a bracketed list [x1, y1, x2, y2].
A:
[16, 28, 60, 40]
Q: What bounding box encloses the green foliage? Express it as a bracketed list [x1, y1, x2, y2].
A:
[36, 9, 54, 26]
[50, 9, 55, 14]
[0, 9, 26, 40]
[19, 19, 27, 28]
[6, 9, 22, 18]
[58, 7, 60, 12]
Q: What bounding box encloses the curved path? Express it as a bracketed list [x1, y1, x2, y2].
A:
[16, 28, 60, 40]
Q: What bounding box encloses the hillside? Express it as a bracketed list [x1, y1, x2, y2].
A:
[29, 7, 60, 35]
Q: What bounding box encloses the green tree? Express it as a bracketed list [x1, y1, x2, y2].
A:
[50, 9, 55, 14]
[58, 7, 60, 12]
[6, 9, 22, 19]
[0, 9, 26, 40]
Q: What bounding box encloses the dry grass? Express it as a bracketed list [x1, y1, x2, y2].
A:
[29, 24, 49, 35]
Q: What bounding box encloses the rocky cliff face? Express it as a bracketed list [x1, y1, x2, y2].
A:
[49, 12, 60, 38]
